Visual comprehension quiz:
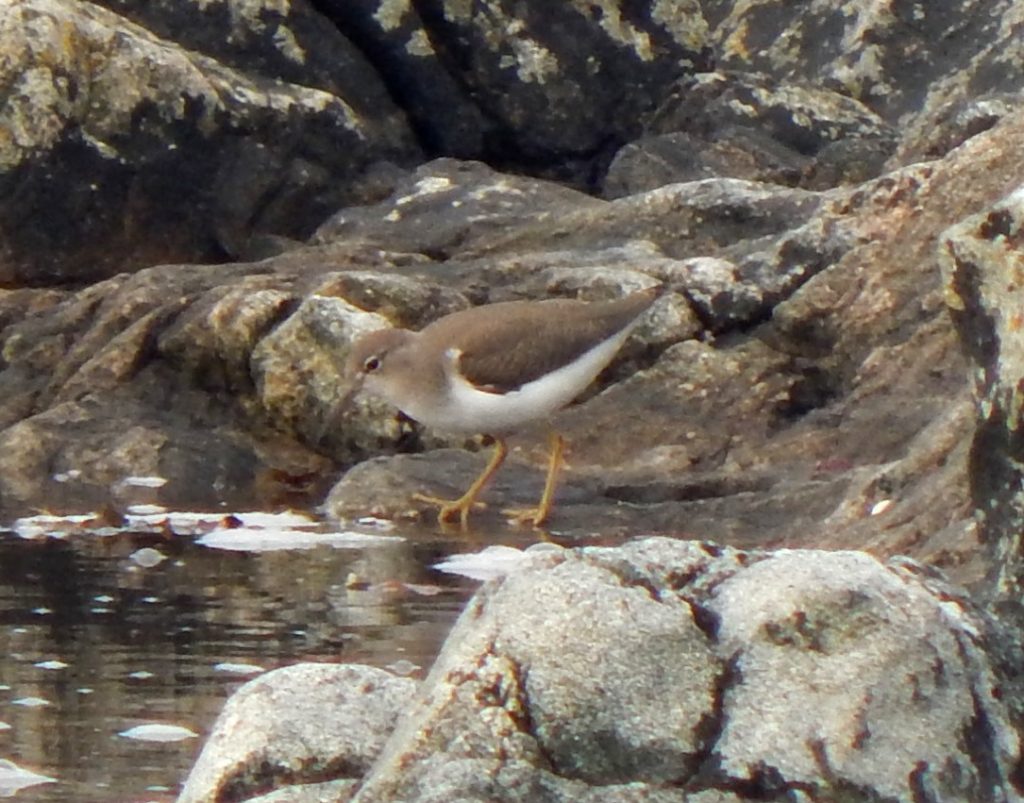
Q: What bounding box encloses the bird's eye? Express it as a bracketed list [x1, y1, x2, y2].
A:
[363, 355, 381, 373]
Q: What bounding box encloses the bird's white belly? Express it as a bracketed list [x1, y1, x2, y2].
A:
[411, 329, 633, 434]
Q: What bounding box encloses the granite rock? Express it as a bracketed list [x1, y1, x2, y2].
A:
[939, 185, 1024, 610]
[708, 0, 1024, 132]
[190, 539, 1021, 802]
[604, 70, 896, 196]
[178, 662, 417, 803]
[0, 0, 419, 284]
[312, 0, 713, 170]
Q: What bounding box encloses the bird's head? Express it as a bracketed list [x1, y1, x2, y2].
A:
[317, 327, 415, 444]
[344, 327, 415, 399]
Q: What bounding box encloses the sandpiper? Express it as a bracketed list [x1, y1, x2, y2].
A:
[341, 286, 661, 527]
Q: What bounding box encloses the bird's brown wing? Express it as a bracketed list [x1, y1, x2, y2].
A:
[421, 288, 659, 393]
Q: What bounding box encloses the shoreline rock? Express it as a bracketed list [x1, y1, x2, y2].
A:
[179, 538, 1023, 802]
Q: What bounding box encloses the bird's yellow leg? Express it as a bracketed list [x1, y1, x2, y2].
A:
[413, 438, 508, 528]
[504, 431, 565, 528]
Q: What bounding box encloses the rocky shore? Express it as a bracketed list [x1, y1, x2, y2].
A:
[3, 1, 1024, 800]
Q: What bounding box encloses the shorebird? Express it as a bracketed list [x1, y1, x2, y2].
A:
[342, 287, 661, 527]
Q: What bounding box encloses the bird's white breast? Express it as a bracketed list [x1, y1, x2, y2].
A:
[419, 327, 635, 434]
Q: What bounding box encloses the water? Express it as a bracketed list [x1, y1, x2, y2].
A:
[0, 517, 548, 801]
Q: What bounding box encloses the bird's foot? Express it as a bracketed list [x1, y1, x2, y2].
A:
[501, 506, 549, 529]
[412, 492, 487, 528]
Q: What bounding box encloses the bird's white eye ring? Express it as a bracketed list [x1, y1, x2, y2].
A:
[363, 356, 381, 373]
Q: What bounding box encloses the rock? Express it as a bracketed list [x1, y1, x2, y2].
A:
[251, 294, 397, 450]
[311, 0, 491, 159]
[177, 662, 418, 803]
[0, 247, 414, 514]
[460, 177, 822, 266]
[708, 0, 1024, 132]
[343, 538, 1020, 801]
[175, 541, 1023, 802]
[896, 92, 1024, 164]
[0, 0, 420, 285]
[324, 448, 604, 528]
[939, 184, 1024, 609]
[313, 0, 713, 183]
[90, 0, 384, 106]
[314, 159, 606, 258]
[604, 71, 896, 196]
[706, 549, 1006, 798]
[244, 781, 359, 803]
[312, 166, 823, 335]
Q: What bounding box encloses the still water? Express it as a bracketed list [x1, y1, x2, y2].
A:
[0, 512, 550, 801]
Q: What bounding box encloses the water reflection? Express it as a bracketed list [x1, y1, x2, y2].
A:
[0, 522, 542, 801]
